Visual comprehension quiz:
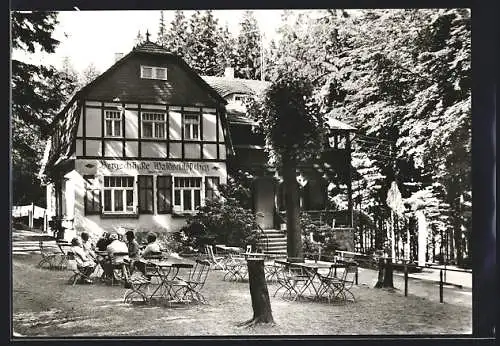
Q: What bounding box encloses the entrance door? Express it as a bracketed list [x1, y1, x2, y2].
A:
[253, 177, 275, 229]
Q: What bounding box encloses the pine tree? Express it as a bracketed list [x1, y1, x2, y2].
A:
[215, 25, 237, 76]
[134, 30, 144, 46]
[270, 9, 471, 263]
[80, 62, 101, 87]
[61, 56, 80, 87]
[235, 10, 262, 79]
[186, 10, 220, 75]
[162, 10, 189, 57]
[157, 10, 167, 47]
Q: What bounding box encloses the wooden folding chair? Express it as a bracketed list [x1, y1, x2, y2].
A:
[338, 262, 358, 302]
[273, 261, 310, 301]
[318, 262, 358, 304]
[66, 252, 95, 285]
[109, 252, 130, 286]
[205, 245, 226, 270]
[38, 239, 59, 270]
[171, 259, 211, 304]
[124, 260, 160, 304]
[223, 254, 248, 281]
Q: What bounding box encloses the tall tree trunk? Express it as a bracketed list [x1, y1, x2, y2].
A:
[415, 210, 428, 267]
[282, 156, 303, 262]
[453, 214, 463, 266]
[375, 215, 383, 250]
[448, 228, 455, 263]
[390, 211, 395, 261]
[238, 259, 275, 327]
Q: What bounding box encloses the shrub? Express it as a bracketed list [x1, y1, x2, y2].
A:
[133, 231, 184, 254]
[281, 211, 342, 257]
[180, 197, 260, 251]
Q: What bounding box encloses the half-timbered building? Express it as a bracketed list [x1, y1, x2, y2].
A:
[40, 40, 231, 240]
[40, 40, 356, 251]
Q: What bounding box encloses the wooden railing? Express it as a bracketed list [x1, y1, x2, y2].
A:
[256, 224, 269, 252]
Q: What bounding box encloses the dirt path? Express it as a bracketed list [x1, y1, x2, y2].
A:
[11, 229, 472, 337]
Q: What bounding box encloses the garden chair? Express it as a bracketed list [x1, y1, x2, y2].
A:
[205, 245, 226, 270]
[66, 251, 95, 285]
[124, 260, 161, 304]
[108, 251, 130, 286]
[318, 261, 358, 304]
[223, 253, 248, 281]
[263, 254, 285, 282]
[38, 239, 59, 269]
[273, 261, 311, 301]
[171, 259, 211, 304]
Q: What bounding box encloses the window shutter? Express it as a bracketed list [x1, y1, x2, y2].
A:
[157, 175, 172, 214]
[84, 175, 101, 215]
[138, 175, 154, 214]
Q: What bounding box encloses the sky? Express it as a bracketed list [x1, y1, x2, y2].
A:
[12, 10, 292, 75]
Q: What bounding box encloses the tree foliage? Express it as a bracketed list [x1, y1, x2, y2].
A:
[81, 62, 101, 86]
[235, 10, 262, 79]
[177, 182, 260, 251]
[247, 73, 327, 259]
[11, 11, 78, 206]
[184, 10, 220, 75]
[159, 10, 189, 58]
[156, 10, 238, 76]
[270, 9, 471, 262]
[248, 73, 326, 165]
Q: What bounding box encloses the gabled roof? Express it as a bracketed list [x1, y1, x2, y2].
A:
[132, 40, 172, 55]
[326, 116, 357, 131]
[201, 76, 270, 98]
[50, 40, 227, 129]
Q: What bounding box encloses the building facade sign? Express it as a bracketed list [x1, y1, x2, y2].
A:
[75, 159, 226, 176]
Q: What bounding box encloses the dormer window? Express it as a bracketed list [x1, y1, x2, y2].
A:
[141, 65, 168, 80]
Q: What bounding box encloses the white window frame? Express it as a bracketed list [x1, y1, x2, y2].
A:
[141, 65, 168, 80]
[102, 176, 136, 214]
[104, 110, 123, 137]
[173, 177, 202, 213]
[183, 113, 200, 140]
[141, 112, 166, 139]
[234, 94, 250, 103]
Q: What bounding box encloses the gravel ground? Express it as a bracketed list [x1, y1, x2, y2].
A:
[12, 253, 472, 337]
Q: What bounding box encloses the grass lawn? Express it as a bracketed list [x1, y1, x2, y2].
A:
[12, 252, 472, 337]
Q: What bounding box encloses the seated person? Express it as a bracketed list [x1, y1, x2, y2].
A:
[96, 232, 112, 251]
[69, 237, 96, 283]
[80, 232, 96, 260]
[125, 230, 141, 259]
[133, 232, 163, 277]
[105, 233, 130, 281]
[142, 232, 162, 258]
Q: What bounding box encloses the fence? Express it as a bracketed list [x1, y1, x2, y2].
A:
[401, 263, 472, 303]
[306, 249, 471, 304]
[12, 204, 49, 231]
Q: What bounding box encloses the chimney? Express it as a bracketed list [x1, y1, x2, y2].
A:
[224, 67, 234, 79]
[114, 53, 124, 62]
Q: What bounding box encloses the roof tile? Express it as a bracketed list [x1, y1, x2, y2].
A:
[201, 76, 270, 98]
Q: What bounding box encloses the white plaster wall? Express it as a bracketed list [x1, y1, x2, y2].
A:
[69, 159, 227, 239]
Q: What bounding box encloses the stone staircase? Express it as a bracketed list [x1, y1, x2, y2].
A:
[257, 229, 287, 255]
